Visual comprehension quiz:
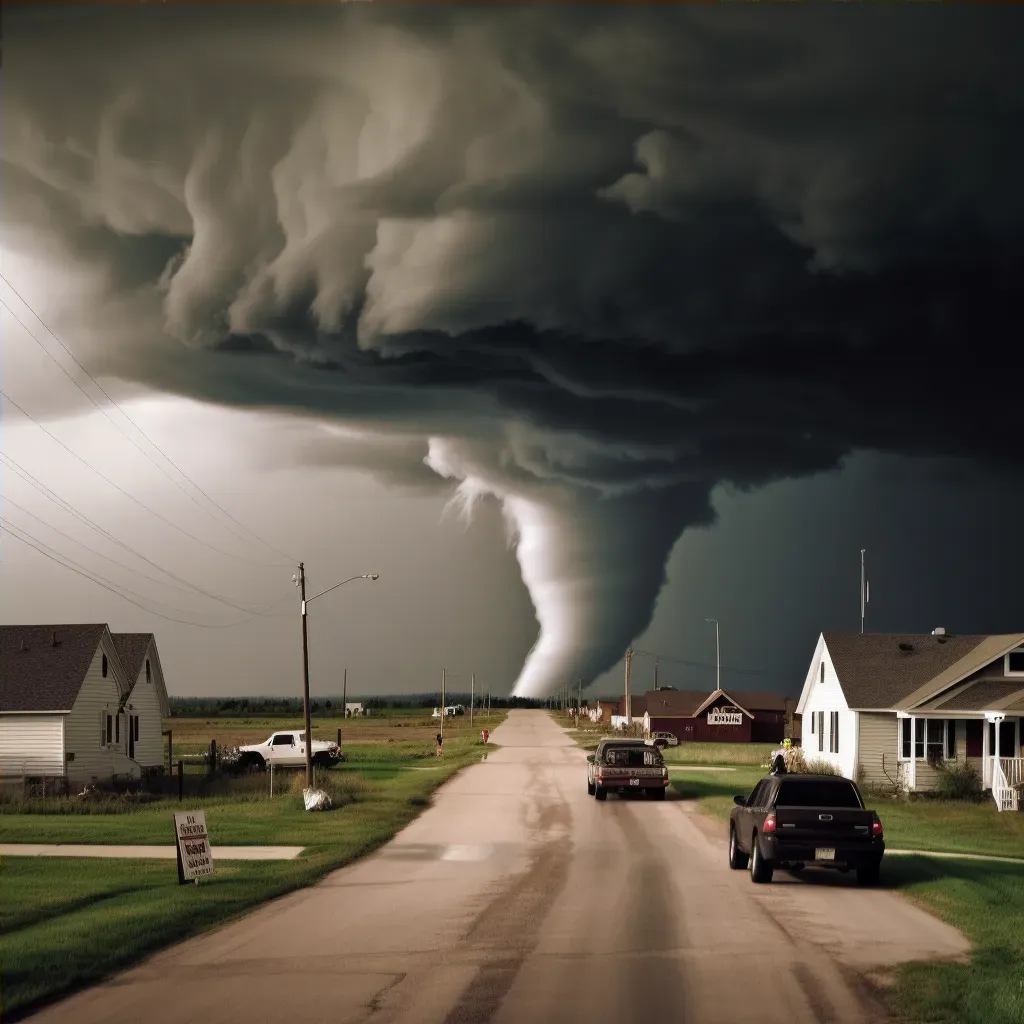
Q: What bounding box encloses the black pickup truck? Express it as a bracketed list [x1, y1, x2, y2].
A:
[728, 773, 884, 885]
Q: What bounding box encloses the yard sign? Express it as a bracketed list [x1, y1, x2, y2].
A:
[173, 810, 215, 884]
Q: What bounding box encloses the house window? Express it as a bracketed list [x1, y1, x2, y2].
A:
[829, 711, 840, 754]
[146, 659, 151, 683]
[1006, 648, 1024, 676]
[810, 713, 815, 735]
[102, 654, 108, 678]
[105, 714, 113, 745]
[901, 718, 955, 760]
[820, 662, 825, 684]
[134, 717, 140, 742]
[115, 716, 120, 743]
[817, 711, 824, 752]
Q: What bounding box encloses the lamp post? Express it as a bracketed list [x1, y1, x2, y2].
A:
[705, 618, 720, 693]
[296, 566, 379, 789]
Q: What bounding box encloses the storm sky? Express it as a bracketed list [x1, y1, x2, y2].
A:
[2, 5, 1023, 700]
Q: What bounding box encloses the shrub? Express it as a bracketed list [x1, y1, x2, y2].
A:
[933, 759, 982, 801]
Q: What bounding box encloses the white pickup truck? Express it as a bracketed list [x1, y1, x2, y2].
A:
[236, 731, 342, 771]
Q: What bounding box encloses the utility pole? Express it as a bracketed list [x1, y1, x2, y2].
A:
[298, 563, 314, 789]
[441, 668, 446, 740]
[341, 667, 347, 740]
[577, 677, 583, 726]
[705, 618, 721, 693]
[470, 672, 475, 729]
[860, 548, 868, 634]
[487, 686, 490, 720]
[624, 648, 633, 725]
[654, 656, 660, 690]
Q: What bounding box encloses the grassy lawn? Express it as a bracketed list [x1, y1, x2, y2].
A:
[0, 712, 505, 1020]
[880, 857, 1024, 1024]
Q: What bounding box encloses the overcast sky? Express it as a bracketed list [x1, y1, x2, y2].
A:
[2, 5, 1023, 701]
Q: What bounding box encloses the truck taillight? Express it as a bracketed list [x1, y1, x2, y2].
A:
[872, 819, 883, 837]
[763, 814, 777, 834]
[662, 767, 668, 778]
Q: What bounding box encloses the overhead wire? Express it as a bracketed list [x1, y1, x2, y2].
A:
[0, 278, 295, 565]
[0, 522, 297, 629]
[0, 451, 281, 614]
[0, 390, 289, 570]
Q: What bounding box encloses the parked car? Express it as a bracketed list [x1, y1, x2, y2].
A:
[587, 738, 669, 800]
[236, 731, 343, 771]
[651, 731, 679, 748]
[728, 773, 884, 885]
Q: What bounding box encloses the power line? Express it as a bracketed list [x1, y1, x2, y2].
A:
[1, 390, 285, 570]
[1, 523, 296, 629]
[0, 452, 280, 615]
[2, 496, 206, 597]
[0, 279, 294, 564]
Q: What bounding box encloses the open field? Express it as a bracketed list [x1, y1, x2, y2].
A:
[0, 713, 505, 1018]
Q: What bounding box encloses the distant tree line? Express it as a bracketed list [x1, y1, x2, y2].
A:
[168, 693, 551, 717]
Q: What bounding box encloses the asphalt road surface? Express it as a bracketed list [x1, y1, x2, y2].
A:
[28, 711, 969, 1024]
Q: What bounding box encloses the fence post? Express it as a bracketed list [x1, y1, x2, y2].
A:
[209, 739, 217, 778]
[177, 760, 184, 801]
[337, 727, 341, 748]
[164, 729, 173, 776]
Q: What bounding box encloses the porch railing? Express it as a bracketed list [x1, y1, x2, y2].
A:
[992, 757, 1022, 813]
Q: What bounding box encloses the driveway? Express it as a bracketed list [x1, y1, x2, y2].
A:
[27, 710, 969, 1023]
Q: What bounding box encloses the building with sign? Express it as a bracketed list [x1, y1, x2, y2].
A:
[642, 688, 795, 744]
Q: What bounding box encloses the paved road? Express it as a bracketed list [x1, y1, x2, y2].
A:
[28, 711, 969, 1024]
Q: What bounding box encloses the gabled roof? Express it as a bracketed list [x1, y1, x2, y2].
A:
[726, 690, 791, 713]
[0, 624, 127, 712]
[919, 677, 1024, 713]
[111, 634, 152, 684]
[821, 632, 1024, 710]
[644, 688, 755, 719]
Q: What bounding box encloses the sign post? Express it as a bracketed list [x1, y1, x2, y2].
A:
[173, 810, 215, 885]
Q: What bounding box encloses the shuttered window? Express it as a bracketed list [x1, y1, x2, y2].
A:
[817, 711, 824, 752]
[829, 711, 840, 754]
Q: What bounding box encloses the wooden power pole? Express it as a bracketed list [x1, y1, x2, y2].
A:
[624, 648, 633, 726]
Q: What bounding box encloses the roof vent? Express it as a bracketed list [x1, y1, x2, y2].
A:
[932, 627, 946, 636]
[898, 642, 914, 652]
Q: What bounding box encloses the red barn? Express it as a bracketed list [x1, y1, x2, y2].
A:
[643, 688, 795, 744]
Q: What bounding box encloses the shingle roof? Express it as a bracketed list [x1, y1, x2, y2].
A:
[0, 624, 107, 712]
[645, 690, 712, 716]
[111, 634, 152, 684]
[821, 632, 1018, 710]
[928, 678, 1024, 712]
[623, 695, 647, 716]
[727, 690, 790, 713]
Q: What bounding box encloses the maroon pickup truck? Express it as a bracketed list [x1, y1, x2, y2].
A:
[587, 739, 670, 801]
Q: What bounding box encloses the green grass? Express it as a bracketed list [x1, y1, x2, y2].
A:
[0, 728, 503, 1020]
[881, 857, 1024, 1024]
[671, 768, 1024, 860]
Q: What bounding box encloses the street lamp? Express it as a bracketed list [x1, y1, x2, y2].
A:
[296, 566, 379, 789]
[705, 618, 720, 693]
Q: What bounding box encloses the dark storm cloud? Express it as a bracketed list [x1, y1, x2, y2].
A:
[3, 5, 1023, 695]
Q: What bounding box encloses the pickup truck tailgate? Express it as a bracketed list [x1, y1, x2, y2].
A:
[774, 807, 876, 843]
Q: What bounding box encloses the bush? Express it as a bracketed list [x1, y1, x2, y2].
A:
[782, 749, 842, 776]
[933, 759, 982, 801]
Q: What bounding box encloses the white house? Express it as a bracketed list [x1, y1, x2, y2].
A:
[0, 624, 170, 790]
[797, 629, 1024, 811]
[344, 702, 365, 717]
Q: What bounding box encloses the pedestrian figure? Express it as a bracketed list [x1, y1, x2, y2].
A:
[436, 732, 443, 757]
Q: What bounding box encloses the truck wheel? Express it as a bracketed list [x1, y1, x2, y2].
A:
[587, 779, 595, 795]
[857, 863, 881, 887]
[595, 785, 607, 801]
[312, 753, 333, 770]
[652, 788, 666, 801]
[749, 834, 774, 883]
[728, 826, 748, 870]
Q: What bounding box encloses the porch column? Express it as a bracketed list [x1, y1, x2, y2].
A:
[908, 714, 917, 791]
[982, 718, 990, 788]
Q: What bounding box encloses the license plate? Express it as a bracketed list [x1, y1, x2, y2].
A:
[629, 778, 640, 786]
[815, 848, 836, 861]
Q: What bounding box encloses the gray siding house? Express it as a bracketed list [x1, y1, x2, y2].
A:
[0, 624, 171, 791]
[797, 629, 1024, 811]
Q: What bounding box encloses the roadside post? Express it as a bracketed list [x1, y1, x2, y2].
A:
[173, 810, 215, 886]
[177, 760, 184, 801]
